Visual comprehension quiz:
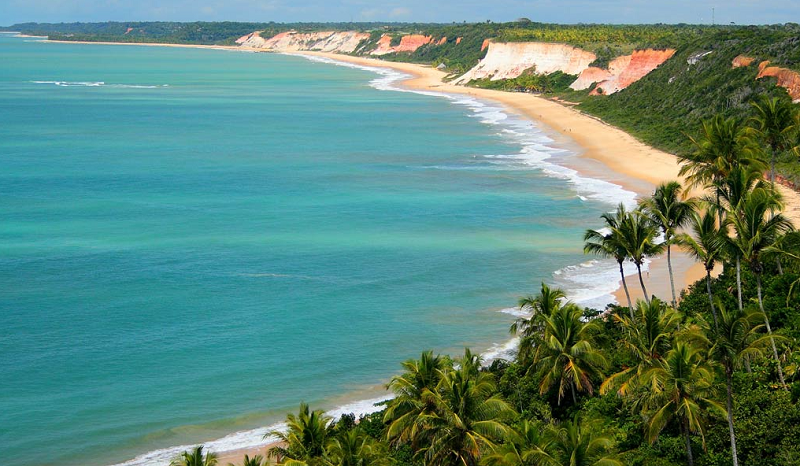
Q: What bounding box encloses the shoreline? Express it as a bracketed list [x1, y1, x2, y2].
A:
[32, 38, 800, 465]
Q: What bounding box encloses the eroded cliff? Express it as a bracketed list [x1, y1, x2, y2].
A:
[590, 49, 676, 95]
[371, 34, 433, 55]
[757, 61, 800, 103]
[236, 31, 370, 53]
[454, 42, 597, 84]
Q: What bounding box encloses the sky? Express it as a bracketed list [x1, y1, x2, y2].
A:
[1, 0, 798, 26]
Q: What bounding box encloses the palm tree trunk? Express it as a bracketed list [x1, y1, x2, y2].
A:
[618, 261, 633, 317]
[777, 257, 784, 275]
[706, 270, 719, 329]
[756, 272, 788, 390]
[570, 383, 577, 405]
[725, 366, 740, 466]
[636, 263, 650, 304]
[667, 243, 677, 308]
[684, 417, 695, 466]
[736, 257, 743, 312]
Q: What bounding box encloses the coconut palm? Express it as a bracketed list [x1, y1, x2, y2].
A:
[678, 115, 764, 224]
[640, 342, 725, 466]
[172, 446, 218, 466]
[546, 416, 622, 466]
[617, 208, 665, 304]
[642, 181, 696, 307]
[384, 350, 446, 446]
[535, 304, 608, 405]
[229, 455, 264, 466]
[705, 303, 773, 466]
[584, 204, 634, 313]
[729, 186, 793, 389]
[482, 420, 556, 466]
[749, 95, 799, 185]
[717, 166, 765, 310]
[601, 298, 681, 397]
[420, 352, 515, 466]
[267, 404, 333, 466]
[327, 428, 390, 466]
[511, 283, 567, 364]
[678, 209, 727, 328]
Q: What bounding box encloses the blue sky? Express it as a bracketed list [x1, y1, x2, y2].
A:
[1, 0, 797, 25]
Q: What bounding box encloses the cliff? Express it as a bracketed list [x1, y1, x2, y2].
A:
[371, 34, 433, 55]
[236, 30, 370, 53]
[590, 49, 676, 95]
[757, 61, 800, 103]
[454, 42, 597, 84]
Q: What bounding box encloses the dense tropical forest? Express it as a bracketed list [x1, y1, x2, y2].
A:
[163, 96, 800, 465]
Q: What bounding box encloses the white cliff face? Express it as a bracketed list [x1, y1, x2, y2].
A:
[235, 31, 370, 54]
[454, 42, 597, 84]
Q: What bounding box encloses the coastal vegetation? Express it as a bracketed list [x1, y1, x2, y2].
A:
[167, 95, 800, 465]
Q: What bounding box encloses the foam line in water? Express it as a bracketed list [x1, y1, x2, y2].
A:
[31, 81, 169, 89]
[289, 53, 637, 210]
[108, 396, 392, 466]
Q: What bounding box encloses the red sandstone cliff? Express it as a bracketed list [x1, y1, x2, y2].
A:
[371, 34, 433, 55]
[588, 49, 675, 95]
[757, 61, 800, 103]
[732, 55, 755, 68]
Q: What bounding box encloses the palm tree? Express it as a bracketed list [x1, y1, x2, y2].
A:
[511, 283, 567, 364]
[617, 209, 664, 304]
[642, 181, 696, 307]
[729, 186, 793, 389]
[717, 166, 765, 310]
[640, 342, 726, 466]
[749, 95, 799, 185]
[384, 350, 446, 446]
[172, 446, 218, 466]
[705, 303, 773, 466]
[536, 304, 608, 405]
[483, 420, 555, 466]
[601, 298, 681, 397]
[421, 352, 515, 466]
[678, 209, 727, 328]
[229, 455, 264, 466]
[327, 428, 390, 466]
[678, 115, 763, 224]
[546, 416, 622, 466]
[267, 404, 333, 466]
[584, 204, 634, 313]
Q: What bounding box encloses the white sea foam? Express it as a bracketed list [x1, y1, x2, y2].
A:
[31, 80, 168, 89]
[108, 396, 392, 466]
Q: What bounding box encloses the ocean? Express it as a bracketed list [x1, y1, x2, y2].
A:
[0, 33, 638, 466]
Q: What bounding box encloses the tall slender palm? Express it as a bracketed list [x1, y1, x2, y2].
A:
[749, 95, 799, 185]
[267, 404, 333, 466]
[642, 181, 696, 307]
[705, 303, 773, 466]
[617, 209, 664, 304]
[172, 446, 218, 466]
[678, 115, 763, 225]
[546, 416, 622, 466]
[729, 186, 793, 389]
[678, 209, 727, 328]
[535, 304, 608, 405]
[229, 455, 264, 466]
[511, 283, 567, 364]
[640, 342, 725, 466]
[584, 204, 634, 313]
[327, 428, 390, 466]
[601, 298, 681, 396]
[717, 166, 765, 310]
[384, 350, 446, 446]
[421, 355, 515, 466]
[483, 420, 556, 466]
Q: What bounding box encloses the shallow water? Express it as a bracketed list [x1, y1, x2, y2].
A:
[0, 34, 635, 466]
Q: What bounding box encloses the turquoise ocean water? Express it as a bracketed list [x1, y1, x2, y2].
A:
[0, 34, 637, 466]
